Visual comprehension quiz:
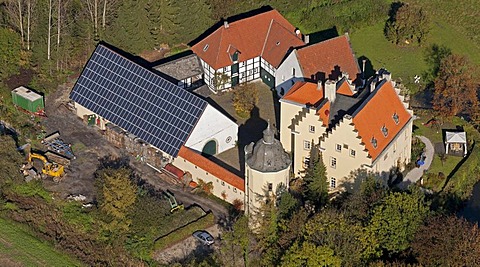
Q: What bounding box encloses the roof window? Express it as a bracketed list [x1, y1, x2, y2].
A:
[371, 137, 378, 149]
[393, 112, 399, 125]
[203, 44, 209, 52]
[381, 125, 388, 137]
[276, 41, 280, 46]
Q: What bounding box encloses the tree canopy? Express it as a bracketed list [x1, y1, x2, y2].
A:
[385, 2, 429, 45]
[432, 54, 479, 118]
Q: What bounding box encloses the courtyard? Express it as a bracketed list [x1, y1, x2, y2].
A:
[206, 81, 279, 176]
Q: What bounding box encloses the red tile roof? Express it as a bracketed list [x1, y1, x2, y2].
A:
[352, 81, 411, 161]
[164, 163, 184, 179]
[178, 146, 245, 192]
[282, 81, 324, 106]
[316, 100, 331, 126]
[192, 10, 304, 70]
[336, 78, 355, 96]
[261, 20, 306, 68]
[296, 35, 360, 82]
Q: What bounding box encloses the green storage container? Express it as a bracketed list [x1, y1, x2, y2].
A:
[11, 86, 44, 113]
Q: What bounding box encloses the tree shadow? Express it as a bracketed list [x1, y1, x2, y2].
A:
[237, 106, 268, 174]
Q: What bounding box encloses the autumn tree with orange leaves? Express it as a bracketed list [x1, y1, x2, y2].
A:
[432, 54, 479, 119]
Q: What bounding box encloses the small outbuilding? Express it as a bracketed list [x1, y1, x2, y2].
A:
[11, 86, 45, 114]
[445, 131, 467, 157]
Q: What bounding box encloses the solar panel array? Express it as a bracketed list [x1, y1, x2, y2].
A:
[70, 44, 208, 157]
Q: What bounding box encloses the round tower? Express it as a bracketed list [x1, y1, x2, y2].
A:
[244, 121, 291, 215]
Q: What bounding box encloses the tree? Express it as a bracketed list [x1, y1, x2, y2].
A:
[432, 54, 479, 118]
[0, 28, 22, 78]
[423, 44, 451, 84]
[385, 2, 429, 45]
[364, 188, 430, 258]
[281, 241, 342, 267]
[218, 216, 252, 267]
[196, 178, 213, 195]
[232, 82, 258, 118]
[99, 168, 137, 234]
[412, 215, 480, 266]
[303, 144, 328, 209]
[303, 209, 364, 266]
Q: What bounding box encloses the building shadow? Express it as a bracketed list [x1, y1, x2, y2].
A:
[237, 106, 268, 174]
[306, 26, 339, 44]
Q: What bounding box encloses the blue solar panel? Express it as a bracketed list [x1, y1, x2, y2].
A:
[70, 44, 207, 157]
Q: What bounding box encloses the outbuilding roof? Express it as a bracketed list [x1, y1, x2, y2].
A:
[446, 131, 467, 144]
[178, 146, 245, 192]
[153, 53, 203, 81]
[70, 43, 208, 157]
[191, 9, 304, 70]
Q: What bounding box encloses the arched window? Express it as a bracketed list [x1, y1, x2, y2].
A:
[202, 140, 217, 156]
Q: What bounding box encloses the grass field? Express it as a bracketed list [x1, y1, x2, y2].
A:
[349, 17, 480, 91]
[0, 217, 82, 267]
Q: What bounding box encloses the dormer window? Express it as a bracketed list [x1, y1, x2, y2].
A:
[232, 51, 239, 62]
[381, 125, 388, 137]
[203, 44, 209, 52]
[393, 112, 399, 125]
[371, 137, 378, 148]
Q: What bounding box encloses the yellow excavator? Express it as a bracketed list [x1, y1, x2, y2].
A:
[28, 153, 65, 178]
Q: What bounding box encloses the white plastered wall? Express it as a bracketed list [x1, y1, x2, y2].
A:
[244, 165, 290, 215]
[290, 108, 328, 176]
[74, 102, 108, 130]
[275, 51, 304, 97]
[172, 156, 244, 204]
[185, 104, 238, 155]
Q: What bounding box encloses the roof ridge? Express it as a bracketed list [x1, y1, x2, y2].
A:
[261, 19, 275, 57]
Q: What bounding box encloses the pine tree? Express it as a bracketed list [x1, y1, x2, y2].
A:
[303, 143, 329, 209]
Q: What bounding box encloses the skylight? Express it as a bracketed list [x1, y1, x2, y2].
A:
[381, 125, 388, 137]
[203, 44, 209, 52]
[393, 112, 399, 125]
[371, 137, 378, 148]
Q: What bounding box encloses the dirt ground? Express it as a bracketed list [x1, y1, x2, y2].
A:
[39, 80, 231, 263]
[40, 80, 119, 202]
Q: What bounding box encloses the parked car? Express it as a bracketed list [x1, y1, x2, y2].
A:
[192, 230, 214, 245]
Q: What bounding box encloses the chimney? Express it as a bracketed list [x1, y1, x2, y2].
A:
[370, 79, 377, 93]
[362, 59, 367, 79]
[304, 35, 310, 44]
[342, 72, 349, 81]
[224, 21, 229, 29]
[325, 80, 336, 103]
[317, 80, 322, 91]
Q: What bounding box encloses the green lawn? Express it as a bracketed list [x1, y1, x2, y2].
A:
[0, 216, 82, 267]
[349, 18, 480, 91]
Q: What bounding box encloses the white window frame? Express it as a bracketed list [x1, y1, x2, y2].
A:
[309, 125, 315, 133]
[330, 157, 337, 169]
[303, 156, 310, 169]
[304, 140, 311, 150]
[330, 177, 336, 188]
[336, 144, 342, 152]
[350, 149, 356, 158]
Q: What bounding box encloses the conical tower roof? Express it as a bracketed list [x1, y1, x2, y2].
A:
[245, 121, 291, 172]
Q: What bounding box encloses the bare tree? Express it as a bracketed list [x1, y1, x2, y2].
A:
[26, 0, 36, 50]
[5, 0, 25, 47]
[47, 0, 52, 60]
